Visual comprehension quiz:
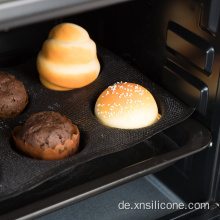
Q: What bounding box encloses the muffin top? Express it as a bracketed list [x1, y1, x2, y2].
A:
[15, 111, 74, 150]
[0, 71, 27, 118]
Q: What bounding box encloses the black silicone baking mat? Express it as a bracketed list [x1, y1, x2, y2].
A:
[0, 47, 194, 200]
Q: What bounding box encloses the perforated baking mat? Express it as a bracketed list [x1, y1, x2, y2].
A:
[0, 47, 194, 200]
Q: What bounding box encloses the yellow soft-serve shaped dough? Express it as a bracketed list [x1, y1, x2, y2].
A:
[37, 23, 100, 91]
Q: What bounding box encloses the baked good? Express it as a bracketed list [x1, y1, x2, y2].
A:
[37, 23, 100, 91]
[12, 111, 80, 160]
[94, 82, 160, 129]
[0, 71, 28, 118]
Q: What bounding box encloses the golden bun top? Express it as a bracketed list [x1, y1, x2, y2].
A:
[94, 82, 159, 129]
[48, 23, 89, 43]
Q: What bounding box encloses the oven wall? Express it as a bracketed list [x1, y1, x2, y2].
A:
[217, 177, 220, 203]
[0, 20, 58, 67]
[97, 0, 220, 128]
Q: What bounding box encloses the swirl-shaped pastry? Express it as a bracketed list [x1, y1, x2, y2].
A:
[37, 23, 100, 91]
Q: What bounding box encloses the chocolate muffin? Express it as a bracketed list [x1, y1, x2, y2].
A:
[0, 71, 28, 118]
[12, 111, 80, 160]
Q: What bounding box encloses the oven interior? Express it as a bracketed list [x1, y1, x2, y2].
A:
[0, 0, 220, 219]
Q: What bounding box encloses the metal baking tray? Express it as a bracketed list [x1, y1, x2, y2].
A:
[0, 117, 211, 219]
